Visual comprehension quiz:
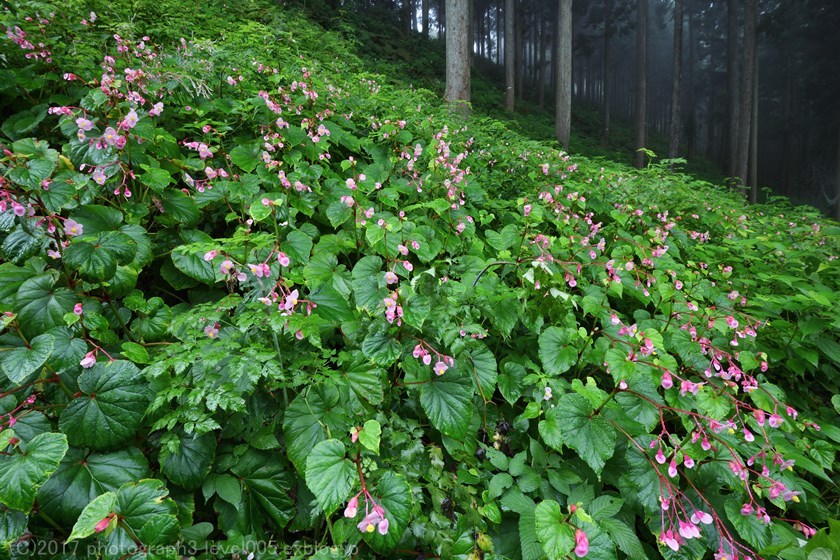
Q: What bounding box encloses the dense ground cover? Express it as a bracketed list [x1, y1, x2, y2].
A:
[0, 1, 837, 559]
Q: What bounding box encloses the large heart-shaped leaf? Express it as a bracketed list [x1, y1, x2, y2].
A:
[0, 432, 68, 512]
[58, 361, 149, 450]
[534, 500, 575, 558]
[363, 471, 413, 553]
[282, 385, 348, 472]
[541, 393, 616, 475]
[305, 439, 356, 515]
[419, 367, 475, 439]
[37, 447, 149, 526]
[160, 431, 217, 490]
[539, 327, 577, 376]
[64, 231, 137, 282]
[14, 272, 76, 340]
[230, 448, 295, 530]
[1, 332, 53, 384]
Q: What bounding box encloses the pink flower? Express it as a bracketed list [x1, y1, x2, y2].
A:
[433, 361, 448, 376]
[668, 460, 678, 478]
[344, 495, 358, 518]
[661, 529, 680, 551]
[203, 250, 217, 261]
[122, 108, 138, 129]
[220, 260, 235, 275]
[94, 516, 112, 533]
[204, 324, 219, 338]
[76, 117, 94, 131]
[277, 252, 290, 267]
[149, 102, 163, 117]
[282, 290, 300, 312]
[398, 244, 409, 256]
[690, 511, 713, 525]
[678, 520, 700, 539]
[73, 303, 83, 315]
[523, 204, 532, 217]
[378, 517, 389, 535]
[92, 168, 107, 185]
[80, 351, 96, 368]
[198, 143, 213, 160]
[65, 219, 84, 236]
[102, 126, 119, 146]
[740, 503, 753, 516]
[768, 414, 783, 428]
[384, 271, 398, 284]
[574, 529, 588, 557]
[357, 507, 385, 534]
[655, 448, 666, 464]
[661, 371, 673, 389]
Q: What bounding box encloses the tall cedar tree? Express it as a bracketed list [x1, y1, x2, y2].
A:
[444, 0, 471, 112]
[555, 0, 573, 147]
[634, 0, 647, 168]
[505, 0, 515, 111]
[737, 0, 757, 197]
[668, 0, 683, 159]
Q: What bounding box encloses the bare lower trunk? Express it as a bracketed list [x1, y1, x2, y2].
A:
[555, 0, 572, 147]
[444, 0, 471, 114]
[538, 9, 547, 108]
[737, 0, 756, 193]
[835, 124, 840, 221]
[727, 0, 740, 177]
[634, 0, 647, 168]
[749, 60, 758, 201]
[602, 0, 612, 147]
[668, 0, 683, 160]
[505, 0, 515, 111]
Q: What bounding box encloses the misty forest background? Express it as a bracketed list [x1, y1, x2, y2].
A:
[308, 0, 840, 219]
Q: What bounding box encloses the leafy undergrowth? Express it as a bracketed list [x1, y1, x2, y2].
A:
[0, 2, 838, 560]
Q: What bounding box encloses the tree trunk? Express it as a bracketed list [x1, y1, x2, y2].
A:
[444, 0, 471, 113]
[516, 1, 524, 101]
[404, 0, 412, 32]
[555, 0, 572, 147]
[634, 0, 647, 168]
[602, 0, 612, 147]
[685, 0, 695, 158]
[538, 6, 547, 108]
[736, 0, 756, 194]
[749, 59, 758, 201]
[505, 0, 515, 111]
[726, 0, 739, 177]
[835, 124, 840, 221]
[668, 0, 683, 160]
[423, 0, 430, 36]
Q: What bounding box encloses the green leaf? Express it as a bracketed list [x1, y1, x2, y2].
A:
[282, 230, 314, 264]
[362, 471, 412, 553]
[310, 284, 354, 324]
[539, 327, 577, 375]
[0, 432, 68, 512]
[67, 491, 117, 542]
[159, 189, 200, 226]
[68, 204, 123, 233]
[359, 420, 381, 455]
[604, 347, 636, 381]
[534, 500, 575, 558]
[64, 231, 137, 282]
[230, 448, 295, 530]
[120, 341, 150, 363]
[725, 499, 771, 550]
[59, 361, 149, 450]
[37, 447, 149, 526]
[229, 145, 260, 172]
[160, 431, 217, 490]
[171, 245, 217, 286]
[463, 340, 497, 401]
[1, 226, 44, 264]
[600, 518, 645, 559]
[419, 367, 474, 439]
[326, 201, 353, 227]
[352, 256, 387, 311]
[550, 393, 616, 475]
[362, 331, 402, 366]
[283, 385, 348, 472]
[1, 332, 53, 384]
[305, 439, 356, 515]
[498, 361, 526, 404]
[139, 167, 172, 192]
